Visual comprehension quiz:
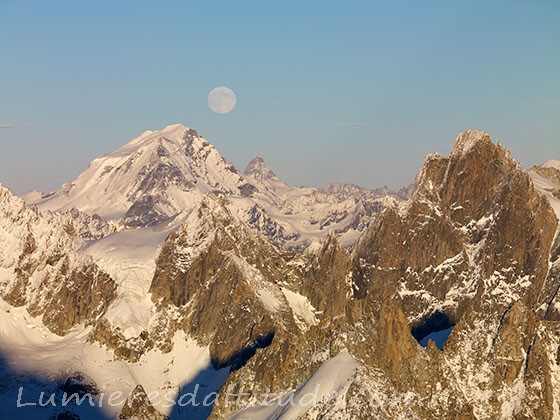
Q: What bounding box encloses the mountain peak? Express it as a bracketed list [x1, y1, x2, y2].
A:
[149, 123, 191, 136]
[244, 155, 268, 175]
[543, 159, 560, 171]
[243, 155, 289, 193]
[31, 123, 246, 227]
[451, 129, 492, 156]
[163, 123, 188, 131]
[126, 123, 194, 148]
[243, 155, 282, 182]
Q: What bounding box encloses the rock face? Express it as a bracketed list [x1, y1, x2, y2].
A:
[207, 131, 560, 419]
[529, 160, 560, 321]
[149, 198, 300, 369]
[492, 301, 538, 385]
[3, 128, 560, 419]
[0, 184, 117, 335]
[295, 231, 352, 320]
[352, 130, 557, 325]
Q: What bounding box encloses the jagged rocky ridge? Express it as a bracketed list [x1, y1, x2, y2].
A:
[0, 184, 117, 335]
[90, 130, 560, 419]
[352, 130, 557, 324]
[206, 130, 560, 419]
[0, 129, 559, 419]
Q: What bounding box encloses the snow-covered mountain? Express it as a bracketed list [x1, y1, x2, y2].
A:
[3, 127, 559, 419]
[30, 124, 253, 228]
[212, 130, 560, 419]
[27, 123, 403, 250]
[15, 122, 405, 351]
[243, 154, 289, 194]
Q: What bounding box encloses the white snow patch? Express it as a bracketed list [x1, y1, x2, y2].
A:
[529, 169, 560, 221]
[81, 216, 186, 339]
[256, 289, 282, 312]
[281, 288, 318, 328]
[225, 252, 283, 313]
[230, 350, 360, 420]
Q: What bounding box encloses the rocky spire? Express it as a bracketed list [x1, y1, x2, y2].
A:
[352, 129, 557, 323]
[244, 155, 289, 192]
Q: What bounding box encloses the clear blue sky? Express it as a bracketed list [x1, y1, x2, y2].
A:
[1, 0, 559, 194]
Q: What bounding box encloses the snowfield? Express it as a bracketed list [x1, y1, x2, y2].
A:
[0, 299, 229, 419]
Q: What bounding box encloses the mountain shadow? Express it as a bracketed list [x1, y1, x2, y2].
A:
[168, 332, 275, 419]
[411, 311, 455, 350]
[0, 350, 111, 420]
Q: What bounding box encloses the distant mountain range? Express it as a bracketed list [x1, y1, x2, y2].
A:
[25, 123, 409, 251]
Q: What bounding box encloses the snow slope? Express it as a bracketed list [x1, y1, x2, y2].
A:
[543, 160, 560, 171]
[81, 219, 181, 339]
[529, 163, 560, 220]
[0, 299, 229, 419]
[29, 124, 249, 226]
[230, 350, 360, 420]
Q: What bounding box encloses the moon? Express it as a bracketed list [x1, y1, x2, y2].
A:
[208, 86, 237, 114]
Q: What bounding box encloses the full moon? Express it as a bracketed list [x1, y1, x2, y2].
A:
[208, 86, 237, 114]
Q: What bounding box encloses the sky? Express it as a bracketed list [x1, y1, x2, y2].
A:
[1, 0, 559, 194]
